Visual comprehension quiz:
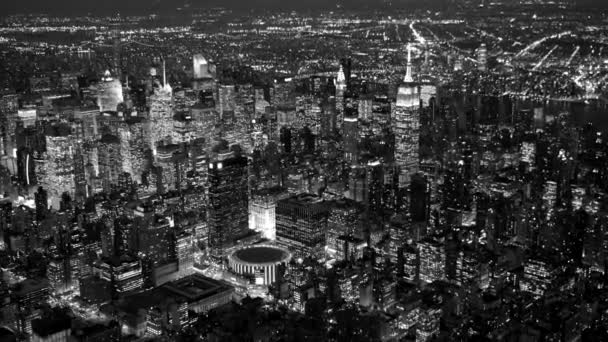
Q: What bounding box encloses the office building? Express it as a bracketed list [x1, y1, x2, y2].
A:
[393, 44, 421, 188]
[208, 151, 249, 253]
[276, 193, 329, 258]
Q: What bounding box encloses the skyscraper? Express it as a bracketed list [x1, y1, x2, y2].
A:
[343, 117, 358, 164]
[326, 199, 362, 258]
[393, 44, 421, 188]
[419, 238, 446, 284]
[193, 54, 212, 79]
[96, 70, 124, 113]
[276, 193, 329, 258]
[175, 231, 194, 278]
[207, 151, 249, 254]
[97, 134, 122, 193]
[39, 124, 76, 210]
[334, 65, 347, 134]
[249, 189, 282, 240]
[477, 43, 487, 72]
[148, 61, 174, 151]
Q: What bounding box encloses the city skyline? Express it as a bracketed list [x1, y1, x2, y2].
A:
[1, 0, 608, 341]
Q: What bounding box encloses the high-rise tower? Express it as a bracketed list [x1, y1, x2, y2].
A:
[393, 44, 421, 188]
[477, 43, 487, 72]
[193, 54, 211, 79]
[207, 151, 249, 254]
[334, 65, 347, 134]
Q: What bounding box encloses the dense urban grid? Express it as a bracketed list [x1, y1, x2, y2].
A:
[1, 0, 608, 341]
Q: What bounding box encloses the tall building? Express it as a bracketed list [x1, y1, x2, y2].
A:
[276, 193, 329, 258]
[249, 189, 284, 240]
[410, 173, 430, 224]
[154, 144, 180, 194]
[35, 187, 48, 221]
[326, 199, 362, 258]
[93, 255, 144, 296]
[97, 134, 122, 193]
[393, 44, 421, 188]
[46, 256, 80, 294]
[218, 84, 236, 120]
[96, 70, 124, 113]
[126, 118, 148, 184]
[149, 62, 174, 151]
[175, 232, 194, 278]
[389, 214, 410, 263]
[0, 93, 18, 157]
[38, 125, 76, 209]
[419, 238, 446, 283]
[334, 65, 347, 134]
[477, 43, 487, 72]
[520, 257, 554, 297]
[193, 54, 212, 79]
[207, 151, 249, 254]
[343, 117, 358, 164]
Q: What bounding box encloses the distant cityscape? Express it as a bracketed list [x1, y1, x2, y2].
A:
[0, 0, 608, 341]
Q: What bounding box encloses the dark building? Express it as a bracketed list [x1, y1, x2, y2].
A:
[276, 193, 329, 258]
[410, 173, 430, 223]
[207, 151, 248, 254]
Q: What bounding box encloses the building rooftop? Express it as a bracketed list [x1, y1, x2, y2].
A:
[32, 314, 71, 337]
[233, 246, 290, 264]
[161, 273, 234, 302]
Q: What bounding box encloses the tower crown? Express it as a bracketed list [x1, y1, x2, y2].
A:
[403, 43, 414, 83]
[336, 65, 346, 85]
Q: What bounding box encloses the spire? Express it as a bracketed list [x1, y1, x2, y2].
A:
[404, 43, 414, 83]
[162, 59, 172, 93]
[162, 59, 167, 87]
[336, 65, 346, 84]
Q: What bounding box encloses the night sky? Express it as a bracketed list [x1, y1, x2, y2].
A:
[0, 0, 448, 15]
[1, 0, 607, 16]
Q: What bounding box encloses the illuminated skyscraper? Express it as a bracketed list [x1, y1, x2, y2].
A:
[419, 238, 445, 283]
[393, 44, 421, 188]
[175, 232, 194, 278]
[46, 256, 80, 294]
[93, 255, 144, 296]
[126, 117, 147, 184]
[521, 141, 536, 170]
[39, 125, 76, 209]
[343, 117, 358, 164]
[0, 94, 18, 157]
[249, 190, 282, 240]
[276, 193, 329, 258]
[334, 65, 347, 134]
[389, 214, 410, 263]
[98, 134, 122, 193]
[218, 84, 236, 120]
[149, 62, 174, 151]
[193, 54, 212, 79]
[326, 199, 362, 258]
[155, 144, 180, 194]
[96, 70, 124, 113]
[208, 151, 249, 254]
[520, 257, 554, 297]
[477, 43, 487, 72]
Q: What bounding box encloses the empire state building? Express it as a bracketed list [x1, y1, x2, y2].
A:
[393, 44, 421, 188]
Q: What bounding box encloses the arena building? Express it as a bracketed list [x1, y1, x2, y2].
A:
[228, 245, 291, 285]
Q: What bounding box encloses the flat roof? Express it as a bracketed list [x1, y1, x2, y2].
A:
[233, 246, 290, 264]
[106, 274, 234, 317]
[161, 274, 234, 301]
